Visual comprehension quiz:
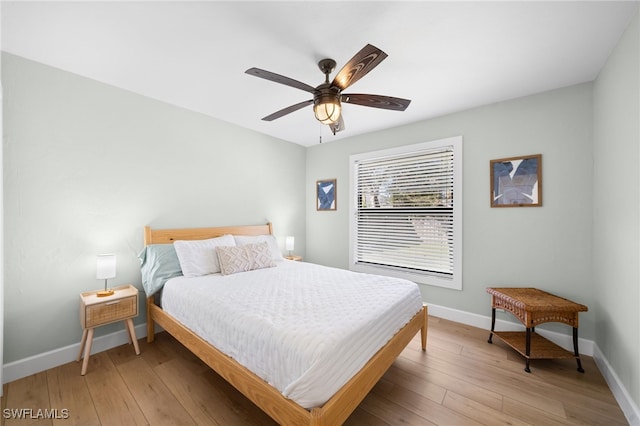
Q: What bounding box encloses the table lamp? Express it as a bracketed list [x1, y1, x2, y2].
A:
[285, 236, 295, 257]
[96, 254, 116, 297]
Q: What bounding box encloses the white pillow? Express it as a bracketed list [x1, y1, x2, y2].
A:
[173, 234, 236, 277]
[216, 242, 276, 275]
[233, 234, 284, 261]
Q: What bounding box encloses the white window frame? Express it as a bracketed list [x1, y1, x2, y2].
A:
[349, 136, 462, 290]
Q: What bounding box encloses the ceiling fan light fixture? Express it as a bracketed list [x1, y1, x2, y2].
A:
[314, 99, 341, 124]
[313, 87, 341, 124]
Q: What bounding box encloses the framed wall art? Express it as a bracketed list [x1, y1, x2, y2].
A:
[490, 154, 542, 207]
[316, 179, 336, 211]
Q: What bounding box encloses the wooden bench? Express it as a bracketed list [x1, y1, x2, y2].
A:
[486, 287, 588, 373]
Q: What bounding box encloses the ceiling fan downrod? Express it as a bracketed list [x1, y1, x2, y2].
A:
[317, 58, 336, 83]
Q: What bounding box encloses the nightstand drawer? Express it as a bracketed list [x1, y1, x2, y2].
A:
[85, 296, 137, 328]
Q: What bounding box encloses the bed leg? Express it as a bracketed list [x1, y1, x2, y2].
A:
[146, 296, 155, 343]
[421, 304, 428, 351]
[309, 408, 324, 426]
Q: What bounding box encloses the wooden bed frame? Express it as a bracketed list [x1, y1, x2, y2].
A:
[144, 223, 428, 425]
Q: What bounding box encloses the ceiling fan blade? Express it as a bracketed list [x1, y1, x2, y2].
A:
[262, 99, 313, 121]
[342, 93, 411, 111]
[331, 44, 388, 91]
[329, 114, 345, 135]
[246, 67, 316, 94]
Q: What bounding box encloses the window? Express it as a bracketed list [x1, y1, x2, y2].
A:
[349, 136, 462, 290]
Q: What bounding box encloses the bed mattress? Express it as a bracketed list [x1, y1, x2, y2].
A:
[161, 260, 423, 408]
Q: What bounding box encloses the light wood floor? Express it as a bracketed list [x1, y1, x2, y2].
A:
[1, 316, 629, 425]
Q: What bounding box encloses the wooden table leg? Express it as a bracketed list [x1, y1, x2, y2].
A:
[125, 322, 132, 344]
[77, 329, 88, 362]
[81, 328, 94, 375]
[126, 319, 141, 355]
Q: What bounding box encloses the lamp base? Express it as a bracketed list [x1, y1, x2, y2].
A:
[96, 289, 114, 297]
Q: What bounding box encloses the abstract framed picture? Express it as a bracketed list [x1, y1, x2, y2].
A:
[316, 179, 337, 211]
[490, 154, 542, 207]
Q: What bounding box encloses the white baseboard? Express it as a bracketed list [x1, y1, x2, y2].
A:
[592, 344, 640, 426]
[427, 303, 639, 425]
[2, 323, 148, 384]
[3, 309, 639, 425]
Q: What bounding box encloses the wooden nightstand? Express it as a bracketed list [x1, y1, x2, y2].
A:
[78, 284, 140, 375]
[284, 255, 302, 261]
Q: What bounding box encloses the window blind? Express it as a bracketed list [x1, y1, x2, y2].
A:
[354, 146, 455, 277]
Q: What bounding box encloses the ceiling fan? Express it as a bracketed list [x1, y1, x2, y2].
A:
[245, 44, 411, 135]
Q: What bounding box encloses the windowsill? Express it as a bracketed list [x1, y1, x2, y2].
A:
[350, 263, 462, 290]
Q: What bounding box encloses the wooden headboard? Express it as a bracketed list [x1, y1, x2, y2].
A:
[143, 223, 273, 246]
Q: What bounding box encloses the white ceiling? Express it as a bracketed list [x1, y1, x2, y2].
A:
[2, 1, 637, 146]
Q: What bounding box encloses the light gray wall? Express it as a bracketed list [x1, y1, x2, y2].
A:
[306, 82, 595, 337]
[593, 11, 639, 408]
[2, 53, 306, 363]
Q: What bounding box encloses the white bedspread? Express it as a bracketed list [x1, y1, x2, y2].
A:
[161, 260, 423, 408]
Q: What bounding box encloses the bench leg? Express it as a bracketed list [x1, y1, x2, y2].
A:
[488, 308, 496, 343]
[524, 327, 531, 373]
[573, 327, 585, 373]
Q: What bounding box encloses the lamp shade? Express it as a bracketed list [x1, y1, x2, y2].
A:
[285, 236, 295, 252]
[96, 254, 116, 280]
[313, 99, 341, 124]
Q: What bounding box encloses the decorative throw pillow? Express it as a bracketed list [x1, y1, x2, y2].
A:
[216, 242, 277, 275]
[173, 234, 236, 277]
[233, 234, 284, 261]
